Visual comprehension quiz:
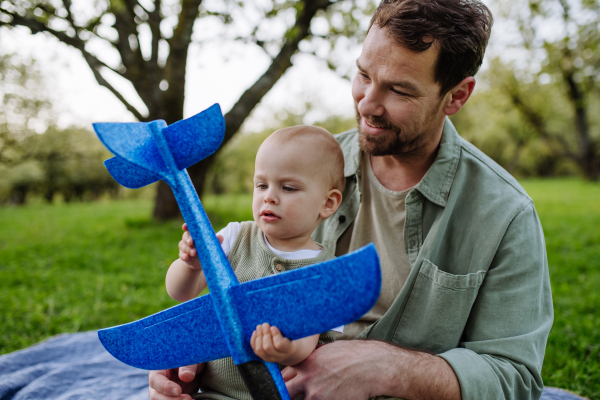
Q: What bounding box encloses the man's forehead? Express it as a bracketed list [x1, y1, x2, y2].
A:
[358, 26, 439, 86]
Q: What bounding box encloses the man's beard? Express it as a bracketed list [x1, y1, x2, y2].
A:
[355, 104, 427, 157]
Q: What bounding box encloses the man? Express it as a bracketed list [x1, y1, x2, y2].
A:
[149, 0, 553, 399]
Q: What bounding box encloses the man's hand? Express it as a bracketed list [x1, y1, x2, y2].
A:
[148, 363, 205, 400]
[282, 339, 461, 400]
[283, 340, 384, 400]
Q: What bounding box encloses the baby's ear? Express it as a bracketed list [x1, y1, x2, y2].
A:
[320, 189, 343, 219]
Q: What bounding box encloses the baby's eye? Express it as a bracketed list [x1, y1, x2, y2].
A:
[257, 184, 268, 190]
[283, 186, 297, 192]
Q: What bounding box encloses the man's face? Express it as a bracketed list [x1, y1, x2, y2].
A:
[352, 26, 447, 157]
[252, 138, 330, 243]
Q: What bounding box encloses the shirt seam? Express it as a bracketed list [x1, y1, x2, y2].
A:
[486, 199, 534, 272]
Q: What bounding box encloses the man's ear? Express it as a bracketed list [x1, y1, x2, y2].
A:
[320, 189, 343, 219]
[443, 77, 476, 116]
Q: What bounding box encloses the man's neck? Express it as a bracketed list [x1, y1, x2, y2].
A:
[369, 125, 443, 192]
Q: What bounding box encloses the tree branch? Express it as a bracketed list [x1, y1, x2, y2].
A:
[60, 0, 77, 29]
[84, 56, 146, 121]
[110, 3, 146, 85]
[1, 9, 125, 78]
[1, 6, 145, 121]
[149, 0, 162, 67]
[222, 0, 334, 141]
[160, 0, 203, 122]
[507, 89, 577, 160]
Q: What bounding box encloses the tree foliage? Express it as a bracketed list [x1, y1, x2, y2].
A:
[487, 0, 600, 180]
[0, 53, 117, 204]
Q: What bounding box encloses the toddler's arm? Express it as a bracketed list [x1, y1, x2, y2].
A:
[166, 223, 213, 302]
[251, 323, 319, 366]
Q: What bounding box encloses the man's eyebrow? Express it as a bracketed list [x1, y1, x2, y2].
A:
[356, 59, 365, 71]
[356, 59, 419, 93]
[389, 80, 418, 92]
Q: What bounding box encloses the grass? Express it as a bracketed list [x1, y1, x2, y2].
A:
[520, 180, 600, 399]
[0, 195, 252, 355]
[0, 182, 599, 398]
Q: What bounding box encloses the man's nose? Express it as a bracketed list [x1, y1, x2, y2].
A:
[357, 86, 385, 117]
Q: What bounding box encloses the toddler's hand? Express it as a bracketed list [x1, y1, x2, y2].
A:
[179, 223, 201, 269]
[251, 323, 296, 363]
[178, 223, 223, 270]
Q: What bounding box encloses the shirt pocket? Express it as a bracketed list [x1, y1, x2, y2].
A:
[393, 259, 485, 354]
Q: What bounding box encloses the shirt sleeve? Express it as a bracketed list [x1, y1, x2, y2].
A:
[438, 202, 554, 400]
[216, 222, 240, 257]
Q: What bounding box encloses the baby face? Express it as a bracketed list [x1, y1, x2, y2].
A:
[252, 138, 331, 246]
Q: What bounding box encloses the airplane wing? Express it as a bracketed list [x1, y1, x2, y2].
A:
[98, 293, 230, 370]
[97, 244, 380, 371]
[229, 244, 381, 341]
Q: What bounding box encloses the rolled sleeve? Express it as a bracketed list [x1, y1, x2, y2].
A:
[440, 202, 553, 400]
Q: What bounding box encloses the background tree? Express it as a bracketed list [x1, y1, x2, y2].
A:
[491, 0, 600, 180]
[0, 52, 50, 204]
[0, 0, 375, 219]
[0, 52, 119, 204]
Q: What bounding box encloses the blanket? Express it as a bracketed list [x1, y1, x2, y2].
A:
[0, 332, 587, 400]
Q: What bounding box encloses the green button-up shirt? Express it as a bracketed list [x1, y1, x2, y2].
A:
[312, 119, 553, 400]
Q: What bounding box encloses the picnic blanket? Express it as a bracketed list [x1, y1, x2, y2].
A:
[0, 332, 587, 400]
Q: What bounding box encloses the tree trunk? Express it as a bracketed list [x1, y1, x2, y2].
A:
[564, 72, 599, 181]
[153, 181, 180, 220]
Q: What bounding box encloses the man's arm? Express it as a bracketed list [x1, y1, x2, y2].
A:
[437, 203, 553, 399]
[283, 339, 460, 400]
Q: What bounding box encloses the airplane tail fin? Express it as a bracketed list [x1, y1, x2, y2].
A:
[93, 104, 225, 188]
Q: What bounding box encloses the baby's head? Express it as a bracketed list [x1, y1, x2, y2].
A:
[252, 125, 345, 245]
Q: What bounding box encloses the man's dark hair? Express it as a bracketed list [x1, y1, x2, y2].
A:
[370, 0, 493, 96]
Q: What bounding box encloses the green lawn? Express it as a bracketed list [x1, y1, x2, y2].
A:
[0, 180, 598, 398]
[520, 180, 600, 398]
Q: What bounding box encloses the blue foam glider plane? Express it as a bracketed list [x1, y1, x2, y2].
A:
[93, 104, 381, 400]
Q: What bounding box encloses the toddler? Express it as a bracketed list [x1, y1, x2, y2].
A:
[166, 125, 345, 400]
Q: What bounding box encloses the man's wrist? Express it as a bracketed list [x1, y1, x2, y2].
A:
[358, 340, 461, 400]
[360, 340, 408, 395]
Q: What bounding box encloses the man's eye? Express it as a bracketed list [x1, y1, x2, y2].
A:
[391, 88, 409, 97]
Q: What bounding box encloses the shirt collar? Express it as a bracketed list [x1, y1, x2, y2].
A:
[344, 130, 361, 178]
[414, 117, 461, 207]
[346, 117, 461, 208]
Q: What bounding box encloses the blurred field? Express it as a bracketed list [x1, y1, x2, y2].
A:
[0, 180, 598, 397]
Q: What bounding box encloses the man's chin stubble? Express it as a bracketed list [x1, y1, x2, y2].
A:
[355, 106, 427, 157]
[357, 125, 427, 158]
